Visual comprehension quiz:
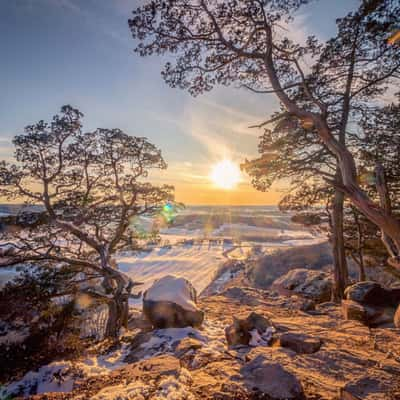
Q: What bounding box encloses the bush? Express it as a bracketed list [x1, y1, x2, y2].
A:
[0, 266, 86, 383]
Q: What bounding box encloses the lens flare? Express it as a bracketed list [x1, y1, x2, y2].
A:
[161, 202, 177, 223]
[210, 159, 241, 189]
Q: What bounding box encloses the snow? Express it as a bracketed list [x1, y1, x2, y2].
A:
[0, 340, 131, 398]
[248, 327, 276, 347]
[118, 241, 229, 304]
[140, 327, 207, 353]
[144, 275, 198, 311]
[0, 328, 29, 346]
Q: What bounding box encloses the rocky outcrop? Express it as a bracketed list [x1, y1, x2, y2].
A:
[225, 312, 274, 347]
[247, 242, 333, 288]
[344, 280, 400, 307]
[343, 281, 400, 327]
[272, 268, 332, 303]
[143, 275, 204, 328]
[6, 286, 400, 400]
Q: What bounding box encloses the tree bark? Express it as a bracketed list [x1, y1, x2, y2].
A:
[331, 187, 349, 301]
[105, 298, 118, 338]
[105, 293, 129, 338]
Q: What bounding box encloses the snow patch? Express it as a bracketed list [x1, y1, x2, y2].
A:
[248, 327, 276, 347]
[0, 341, 131, 398]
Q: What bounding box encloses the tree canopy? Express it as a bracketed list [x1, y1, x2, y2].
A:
[0, 105, 174, 336]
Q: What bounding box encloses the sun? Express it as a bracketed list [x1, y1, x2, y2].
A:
[210, 159, 241, 189]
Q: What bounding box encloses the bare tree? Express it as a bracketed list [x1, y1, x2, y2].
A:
[0, 105, 174, 337]
[129, 0, 400, 296]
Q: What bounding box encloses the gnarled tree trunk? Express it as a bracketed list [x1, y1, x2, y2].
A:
[105, 293, 130, 338]
[102, 265, 135, 338]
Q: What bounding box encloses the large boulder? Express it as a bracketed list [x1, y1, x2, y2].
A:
[344, 281, 400, 307]
[272, 268, 332, 303]
[143, 275, 204, 329]
[241, 355, 305, 399]
[342, 299, 396, 327]
[225, 312, 275, 347]
[344, 281, 400, 327]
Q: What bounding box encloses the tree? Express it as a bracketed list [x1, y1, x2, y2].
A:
[129, 0, 400, 296]
[242, 109, 345, 298]
[0, 106, 174, 337]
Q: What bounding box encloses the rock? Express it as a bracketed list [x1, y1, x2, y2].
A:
[280, 332, 321, 354]
[341, 300, 368, 324]
[143, 275, 204, 328]
[272, 268, 332, 303]
[369, 307, 396, 327]
[342, 299, 396, 327]
[225, 312, 274, 347]
[340, 374, 399, 400]
[344, 281, 399, 307]
[241, 355, 305, 399]
[395, 304, 400, 328]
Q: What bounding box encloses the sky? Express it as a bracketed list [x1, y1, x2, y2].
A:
[0, 0, 359, 205]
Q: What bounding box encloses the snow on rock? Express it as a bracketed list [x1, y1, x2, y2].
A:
[249, 327, 276, 347]
[144, 275, 198, 312]
[143, 276, 204, 329]
[272, 268, 333, 303]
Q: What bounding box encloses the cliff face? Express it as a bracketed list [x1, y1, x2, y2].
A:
[13, 286, 400, 400]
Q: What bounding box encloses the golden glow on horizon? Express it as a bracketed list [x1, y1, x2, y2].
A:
[210, 159, 241, 190]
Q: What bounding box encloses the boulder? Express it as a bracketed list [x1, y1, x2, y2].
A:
[225, 312, 274, 347]
[395, 304, 400, 328]
[272, 268, 332, 303]
[344, 281, 400, 307]
[280, 332, 321, 354]
[341, 300, 368, 324]
[241, 355, 305, 399]
[341, 299, 395, 327]
[143, 275, 204, 329]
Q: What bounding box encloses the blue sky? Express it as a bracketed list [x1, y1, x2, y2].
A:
[0, 0, 359, 204]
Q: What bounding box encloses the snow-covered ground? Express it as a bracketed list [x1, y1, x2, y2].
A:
[118, 207, 324, 303]
[118, 240, 231, 303]
[0, 341, 131, 398]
